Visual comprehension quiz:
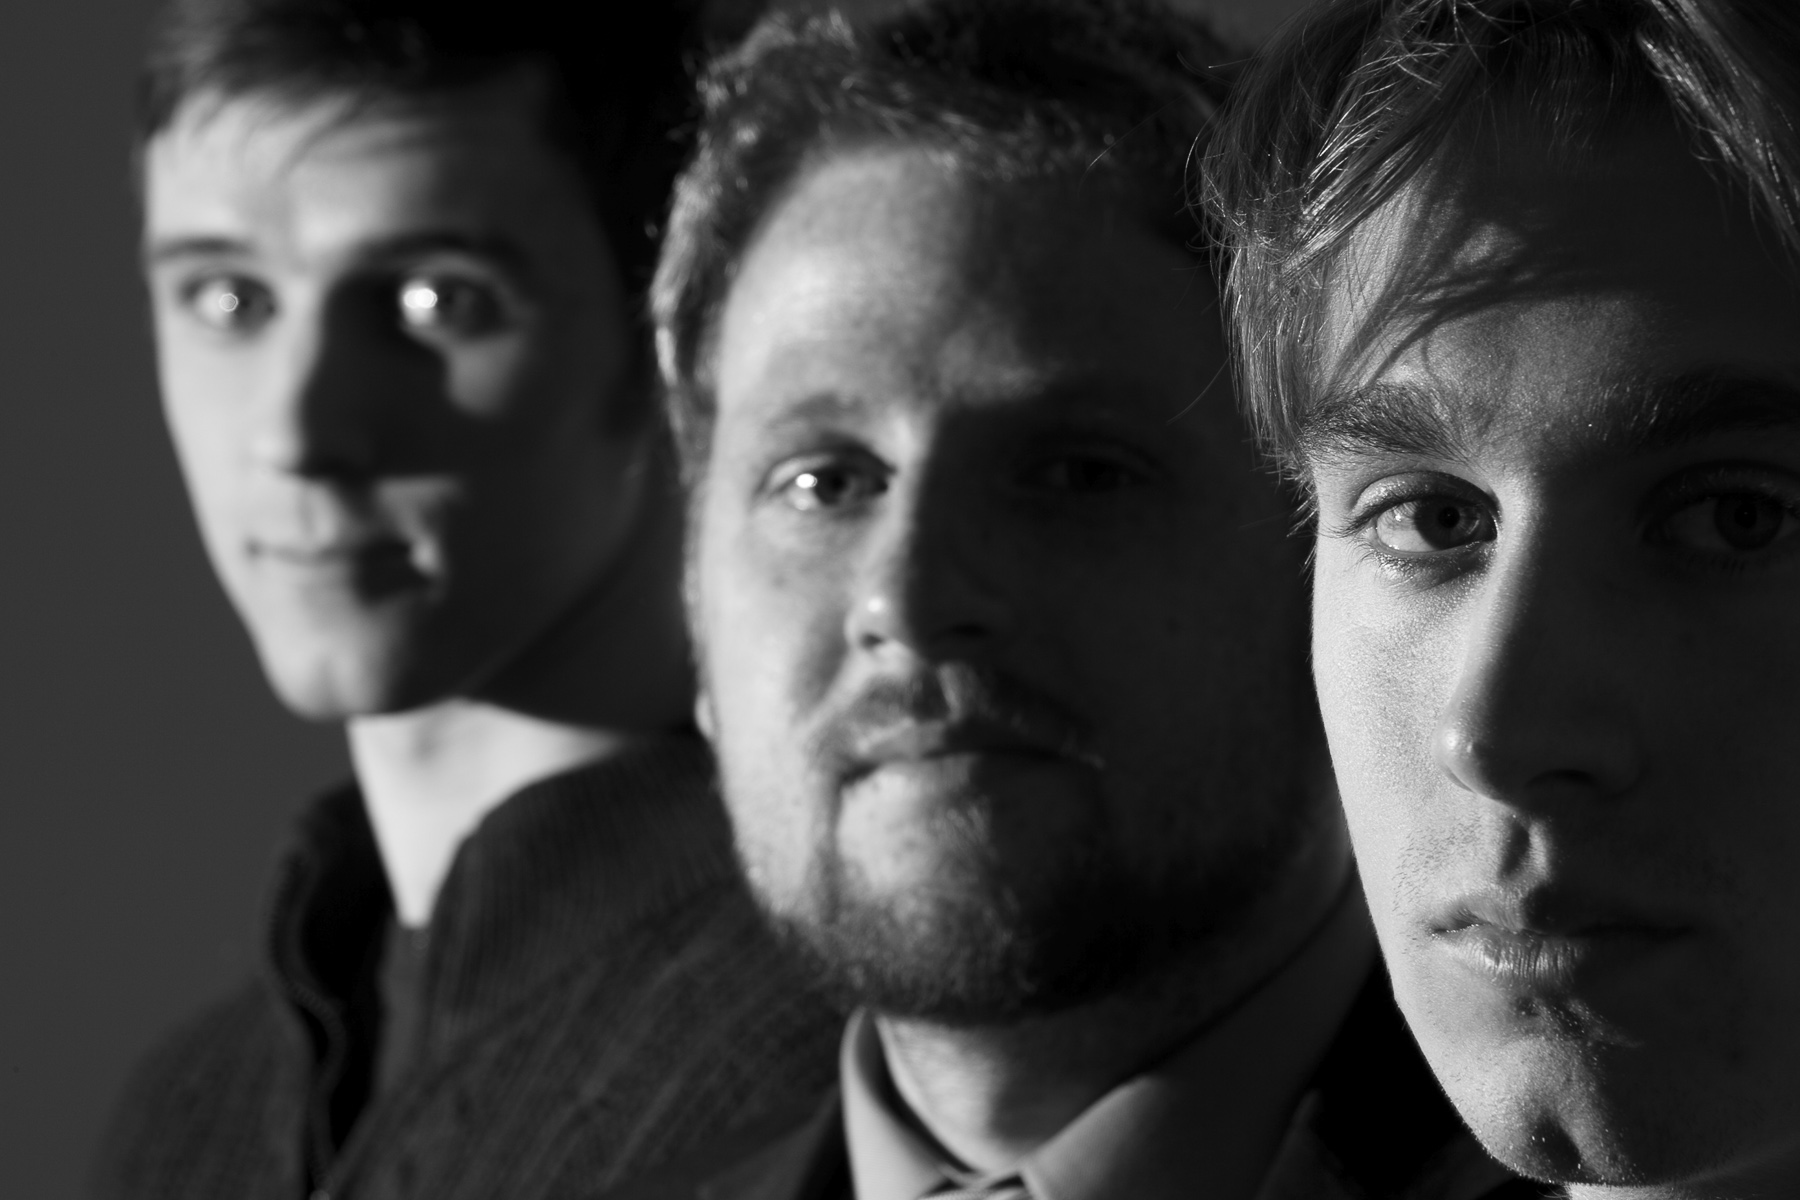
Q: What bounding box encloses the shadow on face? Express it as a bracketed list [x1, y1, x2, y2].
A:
[691, 145, 1340, 1022]
[1308, 115, 1800, 1192]
[143, 70, 653, 719]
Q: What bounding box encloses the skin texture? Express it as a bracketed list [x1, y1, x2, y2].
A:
[143, 74, 691, 921]
[691, 147, 1347, 1170]
[1309, 119, 1800, 1198]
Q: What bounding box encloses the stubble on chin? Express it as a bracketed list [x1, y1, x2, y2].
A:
[753, 791, 1319, 1026]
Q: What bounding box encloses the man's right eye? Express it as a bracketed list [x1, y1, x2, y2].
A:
[770, 459, 889, 512]
[1365, 495, 1496, 556]
[179, 275, 275, 332]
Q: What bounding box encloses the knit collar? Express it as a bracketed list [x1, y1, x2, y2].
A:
[264, 735, 734, 1059]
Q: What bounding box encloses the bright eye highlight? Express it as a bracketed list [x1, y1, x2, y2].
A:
[1659, 491, 1798, 555]
[182, 275, 274, 331]
[396, 275, 505, 336]
[1367, 496, 1494, 555]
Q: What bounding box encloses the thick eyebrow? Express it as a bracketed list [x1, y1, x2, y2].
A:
[746, 391, 876, 445]
[142, 234, 253, 267]
[1297, 371, 1800, 467]
[1605, 370, 1800, 454]
[1297, 381, 1468, 466]
[143, 230, 538, 280]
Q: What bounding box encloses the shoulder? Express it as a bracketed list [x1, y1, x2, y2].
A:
[548, 869, 844, 1083]
[106, 978, 288, 1125]
[513, 880, 845, 1185]
[89, 978, 298, 1199]
[594, 1090, 847, 1200]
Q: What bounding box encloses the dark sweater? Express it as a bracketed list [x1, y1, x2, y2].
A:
[91, 737, 841, 1200]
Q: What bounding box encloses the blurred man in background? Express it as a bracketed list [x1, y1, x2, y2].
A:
[96, 2, 838, 1197]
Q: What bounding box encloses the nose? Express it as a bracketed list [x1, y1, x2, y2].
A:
[844, 477, 1013, 661]
[247, 298, 395, 479]
[1433, 542, 1643, 809]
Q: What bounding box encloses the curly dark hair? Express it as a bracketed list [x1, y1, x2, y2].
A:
[651, 0, 1236, 474]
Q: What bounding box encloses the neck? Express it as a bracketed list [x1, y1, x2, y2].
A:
[875, 990, 1203, 1172]
[350, 703, 627, 925]
[352, 440, 694, 926]
[878, 822, 1355, 1175]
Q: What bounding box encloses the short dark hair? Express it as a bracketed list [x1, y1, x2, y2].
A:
[652, 0, 1234, 474]
[1203, 0, 1800, 483]
[138, 0, 709, 292]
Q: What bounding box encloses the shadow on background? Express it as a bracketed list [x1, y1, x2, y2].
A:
[0, 0, 1309, 1194]
[0, 1, 348, 1194]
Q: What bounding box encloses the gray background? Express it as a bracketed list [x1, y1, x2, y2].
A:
[0, 0, 1308, 1194]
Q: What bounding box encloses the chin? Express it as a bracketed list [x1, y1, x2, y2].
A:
[1416, 995, 1766, 1192]
[252, 627, 468, 720]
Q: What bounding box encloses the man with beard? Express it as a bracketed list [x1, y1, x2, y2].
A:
[94, 1, 838, 1198]
[637, 3, 1537, 1197]
[1206, 1, 1800, 1197]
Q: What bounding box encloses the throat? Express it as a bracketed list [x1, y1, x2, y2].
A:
[349, 701, 627, 925]
[872, 975, 1223, 1173]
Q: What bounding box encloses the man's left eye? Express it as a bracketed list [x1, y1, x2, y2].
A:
[1658, 491, 1800, 555]
[397, 276, 506, 336]
[1021, 454, 1147, 494]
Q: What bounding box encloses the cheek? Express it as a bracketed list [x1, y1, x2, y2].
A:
[158, 370, 254, 555]
[693, 509, 848, 896]
[1311, 544, 1456, 916]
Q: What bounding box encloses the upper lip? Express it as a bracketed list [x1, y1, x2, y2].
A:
[1432, 888, 1693, 940]
[251, 530, 409, 562]
[846, 718, 1093, 773]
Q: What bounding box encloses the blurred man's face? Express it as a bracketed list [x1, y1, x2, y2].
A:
[144, 73, 649, 718]
[691, 148, 1337, 1021]
[1309, 119, 1800, 1193]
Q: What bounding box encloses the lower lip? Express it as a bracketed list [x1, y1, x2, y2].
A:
[1434, 924, 1692, 992]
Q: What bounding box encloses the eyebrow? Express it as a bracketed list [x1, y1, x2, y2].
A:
[1298, 382, 1469, 466]
[1606, 371, 1800, 453]
[1298, 370, 1800, 466]
[143, 235, 253, 266]
[143, 230, 537, 278]
[745, 391, 876, 444]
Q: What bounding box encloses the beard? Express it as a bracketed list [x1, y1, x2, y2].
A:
[720, 657, 1330, 1024]
[757, 770, 1319, 1025]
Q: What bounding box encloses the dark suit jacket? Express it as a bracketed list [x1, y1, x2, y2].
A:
[609, 967, 1552, 1200]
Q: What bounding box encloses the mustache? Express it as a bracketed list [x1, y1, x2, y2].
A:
[808, 662, 1102, 777]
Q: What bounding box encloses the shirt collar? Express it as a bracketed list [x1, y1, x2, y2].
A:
[841, 886, 1376, 1200]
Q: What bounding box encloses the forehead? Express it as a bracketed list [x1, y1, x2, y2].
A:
[143, 73, 591, 262]
[711, 145, 1219, 432]
[1312, 122, 1800, 465]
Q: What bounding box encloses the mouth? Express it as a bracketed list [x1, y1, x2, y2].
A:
[257, 541, 387, 563]
[247, 534, 426, 597]
[847, 719, 1099, 775]
[1431, 894, 1694, 991]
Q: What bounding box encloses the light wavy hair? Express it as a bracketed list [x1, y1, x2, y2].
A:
[1203, 0, 1800, 484]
